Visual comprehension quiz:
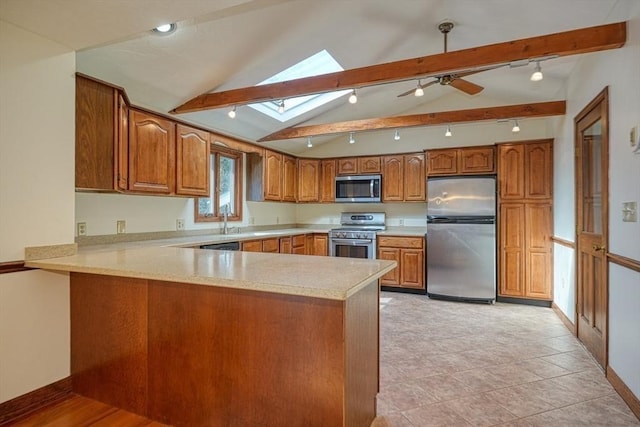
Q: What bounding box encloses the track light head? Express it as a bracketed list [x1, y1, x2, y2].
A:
[307, 137, 313, 148]
[348, 89, 358, 104]
[445, 125, 452, 137]
[414, 80, 424, 97]
[278, 100, 285, 113]
[228, 106, 236, 119]
[512, 120, 521, 133]
[394, 129, 400, 141]
[349, 132, 355, 144]
[530, 62, 543, 81]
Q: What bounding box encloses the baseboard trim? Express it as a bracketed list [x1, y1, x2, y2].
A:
[496, 296, 552, 307]
[0, 377, 72, 425]
[607, 367, 640, 421]
[551, 302, 576, 335]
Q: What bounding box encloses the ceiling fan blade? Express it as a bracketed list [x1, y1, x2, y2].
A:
[449, 78, 484, 95]
[397, 79, 438, 97]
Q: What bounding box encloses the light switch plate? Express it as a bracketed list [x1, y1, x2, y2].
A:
[622, 201, 637, 222]
[117, 220, 126, 234]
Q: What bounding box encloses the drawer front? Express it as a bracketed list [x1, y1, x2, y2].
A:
[262, 238, 280, 253]
[378, 236, 424, 249]
[292, 234, 306, 247]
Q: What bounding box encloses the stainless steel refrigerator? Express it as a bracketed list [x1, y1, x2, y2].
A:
[426, 176, 496, 303]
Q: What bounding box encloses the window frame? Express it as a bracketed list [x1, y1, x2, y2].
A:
[194, 145, 243, 223]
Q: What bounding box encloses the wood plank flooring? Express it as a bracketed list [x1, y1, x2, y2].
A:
[6, 395, 167, 426]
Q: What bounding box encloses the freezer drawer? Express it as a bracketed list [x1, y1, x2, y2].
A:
[426, 223, 496, 302]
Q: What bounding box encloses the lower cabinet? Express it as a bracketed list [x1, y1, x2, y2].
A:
[377, 236, 425, 291]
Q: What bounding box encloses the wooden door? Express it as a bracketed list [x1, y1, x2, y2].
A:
[319, 160, 336, 202]
[525, 203, 553, 299]
[459, 147, 495, 174]
[525, 142, 553, 199]
[575, 88, 609, 369]
[116, 95, 129, 191]
[404, 153, 426, 201]
[358, 156, 381, 173]
[427, 149, 458, 175]
[337, 158, 357, 175]
[382, 156, 403, 201]
[297, 159, 320, 202]
[400, 249, 424, 289]
[313, 234, 328, 256]
[264, 150, 282, 201]
[282, 155, 297, 202]
[499, 203, 525, 297]
[279, 237, 292, 254]
[497, 144, 525, 200]
[175, 124, 210, 196]
[378, 247, 400, 285]
[128, 110, 175, 194]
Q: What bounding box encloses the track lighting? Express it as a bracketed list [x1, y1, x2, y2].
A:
[349, 132, 355, 144]
[228, 106, 236, 119]
[394, 129, 400, 141]
[445, 125, 452, 137]
[415, 80, 424, 97]
[512, 120, 521, 133]
[348, 89, 358, 104]
[278, 100, 285, 113]
[530, 61, 543, 81]
[152, 23, 177, 35]
[307, 137, 313, 148]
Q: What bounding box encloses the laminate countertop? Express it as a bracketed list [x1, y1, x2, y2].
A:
[25, 246, 396, 301]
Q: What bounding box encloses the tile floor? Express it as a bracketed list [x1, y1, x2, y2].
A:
[372, 292, 639, 426]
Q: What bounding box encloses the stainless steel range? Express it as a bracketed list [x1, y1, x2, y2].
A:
[328, 212, 386, 259]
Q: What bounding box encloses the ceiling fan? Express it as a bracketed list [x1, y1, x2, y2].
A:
[398, 22, 489, 97]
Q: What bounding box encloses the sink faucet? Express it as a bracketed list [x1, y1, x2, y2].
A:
[222, 204, 229, 235]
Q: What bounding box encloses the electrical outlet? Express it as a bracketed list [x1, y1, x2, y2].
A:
[622, 201, 637, 222]
[399, 219, 404, 226]
[116, 220, 126, 234]
[249, 217, 255, 225]
[176, 218, 185, 230]
[77, 222, 87, 236]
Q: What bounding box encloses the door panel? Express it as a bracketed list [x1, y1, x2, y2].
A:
[575, 88, 608, 369]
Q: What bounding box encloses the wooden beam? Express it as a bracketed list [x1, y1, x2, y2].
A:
[258, 101, 566, 141]
[171, 22, 625, 113]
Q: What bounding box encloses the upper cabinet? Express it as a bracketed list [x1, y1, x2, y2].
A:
[176, 124, 210, 197]
[403, 153, 426, 201]
[382, 153, 425, 202]
[264, 150, 283, 201]
[319, 160, 336, 203]
[282, 154, 297, 202]
[427, 146, 495, 176]
[498, 141, 552, 200]
[337, 156, 381, 175]
[247, 149, 299, 202]
[297, 159, 320, 202]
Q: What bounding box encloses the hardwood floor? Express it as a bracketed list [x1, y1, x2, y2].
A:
[6, 395, 167, 426]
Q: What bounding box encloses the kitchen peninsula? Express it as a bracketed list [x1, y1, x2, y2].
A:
[26, 247, 395, 426]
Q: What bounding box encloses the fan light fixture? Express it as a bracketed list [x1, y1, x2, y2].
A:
[307, 137, 313, 148]
[349, 132, 355, 144]
[394, 129, 400, 141]
[445, 125, 452, 137]
[348, 89, 358, 104]
[415, 80, 424, 97]
[278, 100, 285, 113]
[228, 106, 236, 119]
[512, 120, 521, 133]
[530, 61, 543, 81]
[152, 23, 177, 35]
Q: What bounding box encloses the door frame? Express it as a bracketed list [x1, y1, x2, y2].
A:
[574, 86, 609, 369]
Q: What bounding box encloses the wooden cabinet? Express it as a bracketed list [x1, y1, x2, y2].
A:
[241, 240, 263, 252]
[497, 140, 553, 301]
[282, 155, 297, 202]
[377, 236, 425, 291]
[264, 150, 283, 201]
[75, 75, 128, 192]
[382, 153, 425, 202]
[297, 159, 320, 202]
[292, 234, 306, 254]
[319, 160, 336, 203]
[128, 109, 175, 194]
[337, 156, 381, 175]
[175, 124, 210, 196]
[262, 238, 279, 253]
[279, 236, 292, 254]
[427, 146, 495, 176]
[306, 234, 328, 256]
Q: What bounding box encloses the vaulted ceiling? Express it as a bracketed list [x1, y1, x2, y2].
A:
[0, 0, 632, 155]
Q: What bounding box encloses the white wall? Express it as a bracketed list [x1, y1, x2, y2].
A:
[296, 203, 427, 227]
[0, 21, 75, 403]
[552, 1, 640, 398]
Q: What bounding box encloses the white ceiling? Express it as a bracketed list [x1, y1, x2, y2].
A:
[1, 0, 633, 155]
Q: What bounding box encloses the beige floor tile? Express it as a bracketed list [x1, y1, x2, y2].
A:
[403, 402, 473, 426]
[437, 394, 518, 426]
[483, 384, 556, 418]
[371, 413, 416, 427]
[522, 396, 640, 426]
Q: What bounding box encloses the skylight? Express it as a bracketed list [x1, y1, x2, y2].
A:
[248, 50, 351, 122]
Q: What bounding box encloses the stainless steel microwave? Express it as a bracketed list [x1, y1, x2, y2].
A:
[335, 174, 381, 203]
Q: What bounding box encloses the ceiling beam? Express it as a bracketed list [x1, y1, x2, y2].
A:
[170, 22, 625, 114]
[257, 101, 566, 141]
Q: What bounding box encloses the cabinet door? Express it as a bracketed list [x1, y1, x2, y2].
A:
[279, 237, 292, 254]
[262, 238, 279, 253]
[297, 159, 320, 202]
[526, 142, 553, 199]
[292, 235, 306, 254]
[358, 156, 381, 174]
[116, 95, 129, 191]
[498, 144, 525, 200]
[427, 149, 458, 175]
[264, 150, 282, 201]
[400, 249, 424, 289]
[242, 240, 262, 252]
[404, 153, 426, 201]
[313, 234, 328, 256]
[460, 147, 495, 174]
[378, 247, 400, 285]
[499, 203, 525, 297]
[128, 110, 175, 194]
[319, 160, 336, 203]
[382, 156, 403, 202]
[337, 158, 358, 175]
[176, 124, 210, 196]
[282, 155, 297, 202]
[525, 203, 553, 299]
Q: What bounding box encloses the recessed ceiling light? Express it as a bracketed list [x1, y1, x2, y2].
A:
[152, 23, 177, 35]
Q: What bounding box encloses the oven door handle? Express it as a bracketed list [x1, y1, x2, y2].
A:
[331, 238, 374, 245]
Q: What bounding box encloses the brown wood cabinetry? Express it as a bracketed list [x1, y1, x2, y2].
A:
[306, 234, 328, 256]
[175, 124, 210, 196]
[282, 155, 297, 202]
[377, 236, 425, 291]
[264, 150, 283, 201]
[382, 153, 425, 202]
[128, 109, 176, 194]
[279, 237, 292, 254]
[297, 159, 320, 202]
[497, 140, 553, 301]
[248, 150, 300, 202]
[337, 156, 381, 175]
[320, 160, 336, 203]
[241, 240, 263, 252]
[261, 238, 279, 253]
[292, 234, 306, 254]
[427, 146, 495, 176]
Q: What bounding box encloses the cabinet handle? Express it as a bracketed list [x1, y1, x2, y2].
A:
[592, 244, 606, 252]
